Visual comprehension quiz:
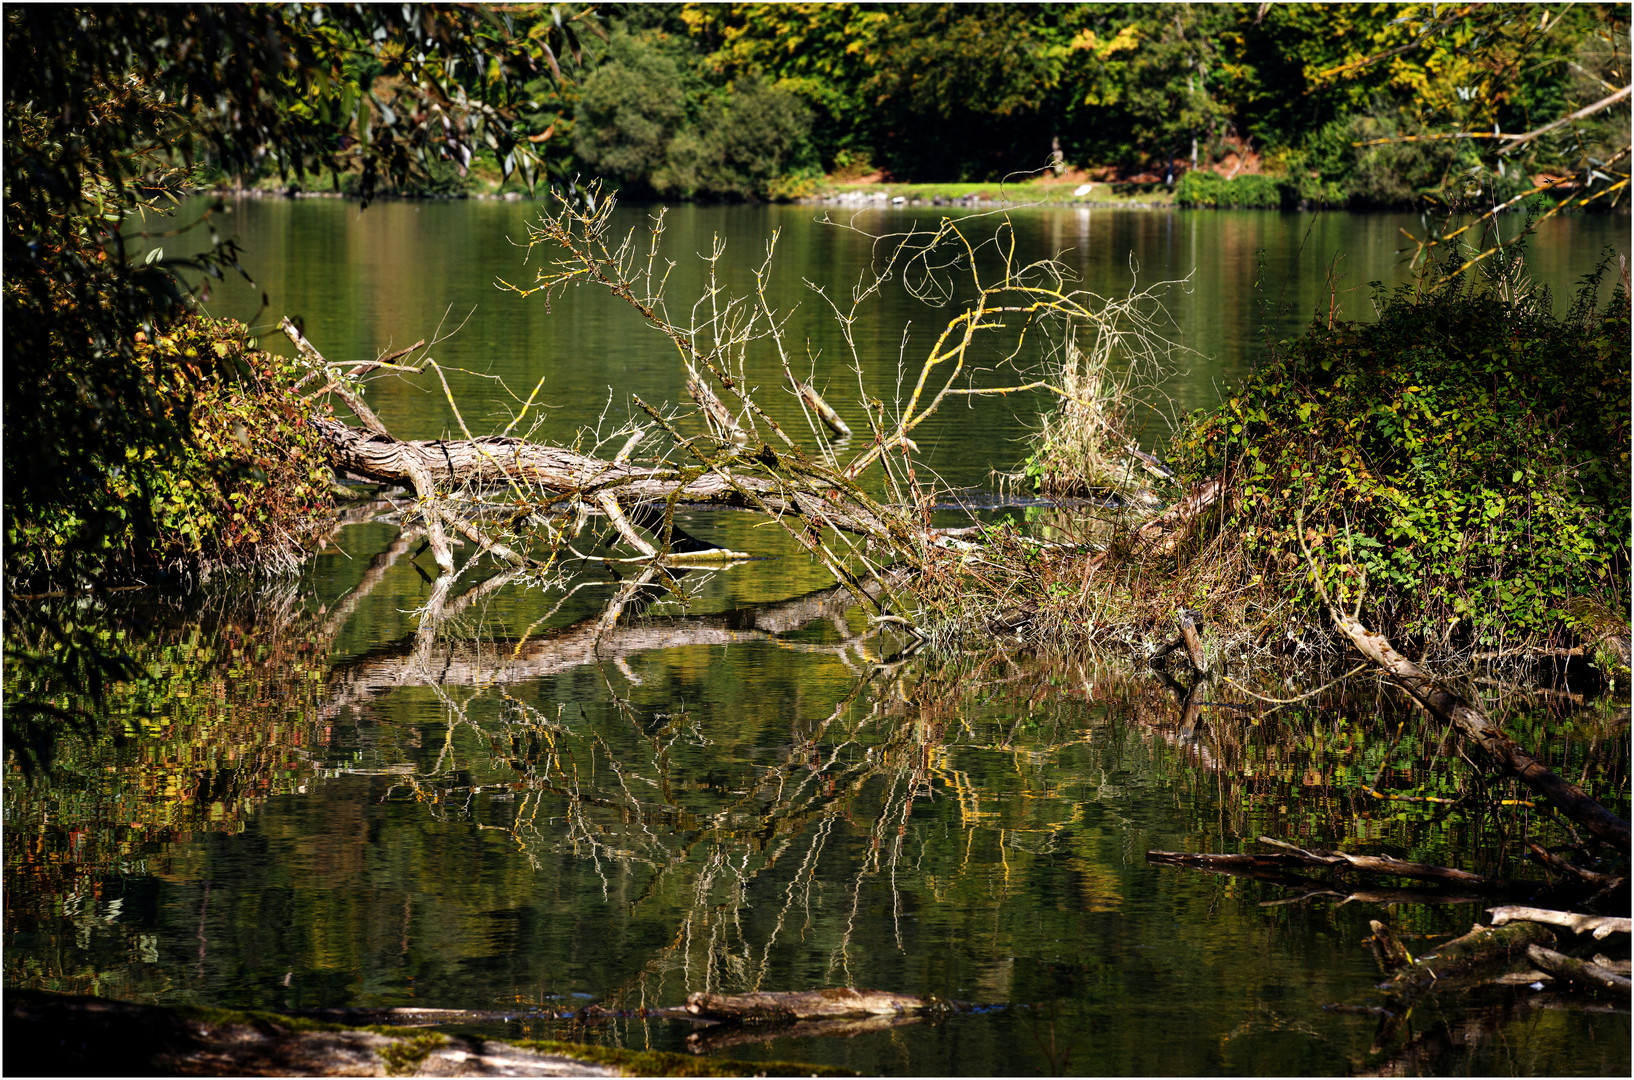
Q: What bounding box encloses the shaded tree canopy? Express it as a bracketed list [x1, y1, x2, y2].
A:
[2, 3, 595, 773]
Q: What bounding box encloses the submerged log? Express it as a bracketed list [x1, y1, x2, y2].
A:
[1147, 838, 1523, 892]
[5, 990, 624, 1077]
[1377, 920, 1556, 1001]
[1525, 945, 1634, 993]
[684, 989, 959, 1024]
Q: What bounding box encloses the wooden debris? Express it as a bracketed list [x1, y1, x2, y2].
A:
[1592, 953, 1631, 974]
[1147, 837, 1522, 892]
[1152, 609, 1208, 672]
[1487, 905, 1631, 940]
[1378, 920, 1556, 1001]
[1132, 478, 1221, 557]
[1524, 841, 1627, 891]
[1525, 944, 1633, 993]
[1124, 442, 1175, 481]
[687, 372, 746, 443]
[791, 378, 852, 438]
[684, 988, 956, 1024]
[1369, 920, 1414, 970]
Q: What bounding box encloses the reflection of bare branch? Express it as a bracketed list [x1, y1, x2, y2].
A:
[318, 574, 904, 722]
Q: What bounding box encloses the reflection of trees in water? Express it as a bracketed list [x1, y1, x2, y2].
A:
[7, 522, 1627, 1072]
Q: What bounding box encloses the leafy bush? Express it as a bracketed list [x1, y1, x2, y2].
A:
[1172, 258, 1630, 657]
[573, 32, 814, 201]
[1174, 170, 1289, 209]
[10, 318, 335, 581]
[572, 30, 692, 195]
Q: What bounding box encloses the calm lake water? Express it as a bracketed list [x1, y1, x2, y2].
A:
[6, 199, 1628, 1075]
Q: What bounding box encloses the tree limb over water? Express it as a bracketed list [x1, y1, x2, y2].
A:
[287, 191, 1202, 631]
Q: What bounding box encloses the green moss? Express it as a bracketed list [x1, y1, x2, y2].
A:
[375, 1030, 450, 1075]
[171, 1003, 352, 1034]
[513, 1038, 858, 1077]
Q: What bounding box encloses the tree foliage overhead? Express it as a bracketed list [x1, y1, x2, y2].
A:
[677, 2, 1627, 199]
[4, 3, 594, 587]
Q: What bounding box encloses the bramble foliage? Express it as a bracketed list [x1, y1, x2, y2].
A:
[1172, 257, 1630, 656]
[4, 5, 592, 773]
[5, 4, 592, 589]
[120, 319, 335, 571]
[10, 318, 334, 580]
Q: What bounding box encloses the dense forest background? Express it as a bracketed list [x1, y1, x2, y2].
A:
[243, 2, 1629, 208]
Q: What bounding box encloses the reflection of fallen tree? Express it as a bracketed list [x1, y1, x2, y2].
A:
[4, 989, 855, 1077]
[318, 565, 906, 722]
[685, 1013, 928, 1056]
[1147, 836, 1530, 893]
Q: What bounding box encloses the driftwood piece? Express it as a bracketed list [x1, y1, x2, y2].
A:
[1525, 841, 1627, 891]
[1592, 953, 1632, 974]
[1525, 944, 1634, 993]
[1327, 609, 1631, 853]
[1132, 477, 1220, 556]
[791, 378, 852, 438]
[684, 988, 957, 1024]
[1488, 906, 1632, 940]
[687, 372, 746, 443]
[1147, 837, 1521, 892]
[1377, 920, 1556, 1001]
[1151, 609, 1208, 672]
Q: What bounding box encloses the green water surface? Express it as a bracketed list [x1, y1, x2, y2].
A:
[6, 200, 1628, 1075]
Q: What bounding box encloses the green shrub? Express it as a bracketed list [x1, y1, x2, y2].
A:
[10, 317, 336, 581]
[1174, 169, 1289, 209]
[1172, 258, 1630, 657]
[572, 30, 691, 195]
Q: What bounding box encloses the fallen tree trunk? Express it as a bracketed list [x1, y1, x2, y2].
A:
[1377, 920, 1556, 1001]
